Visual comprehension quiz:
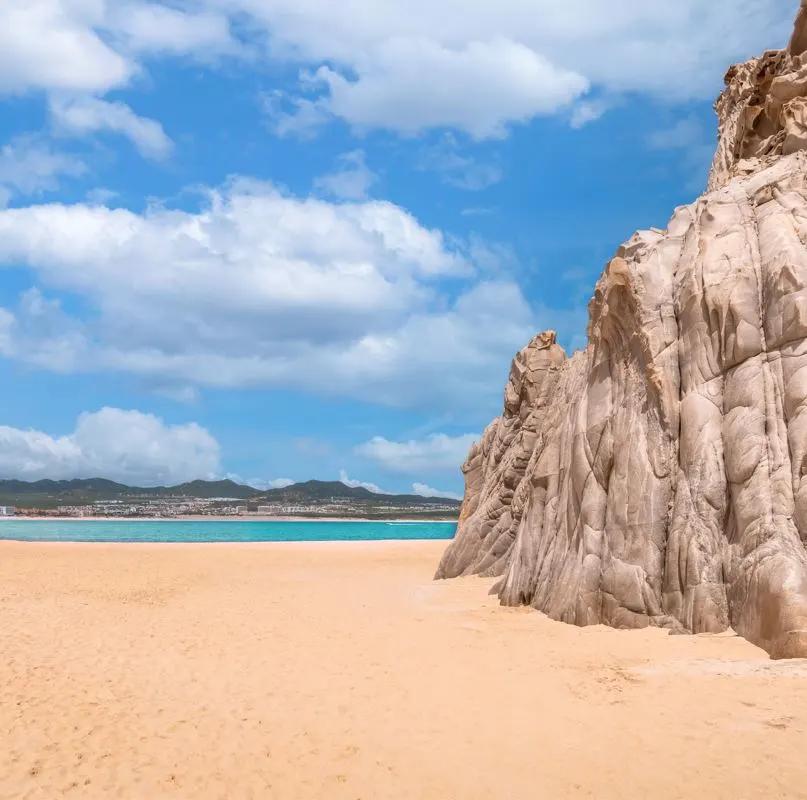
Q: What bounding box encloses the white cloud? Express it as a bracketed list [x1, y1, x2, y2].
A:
[355, 433, 479, 473]
[0, 407, 221, 486]
[297, 38, 588, 139]
[50, 96, 173, 160]
[107, 3, 236, 57]
[0, 0, 794, 165]
[314, 150, 378, 200]
[0, 181, 567, 411]
[412, 482, 462, 501]
[0, 0, 795, 151]
[338, 470, 388, 494]
[0, 136, 86, 199]
[0, 0, 132, 95]
[0, 0, 237, 97]
[235, 0, 793, 137]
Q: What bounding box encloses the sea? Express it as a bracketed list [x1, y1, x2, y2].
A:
[0, 519, 457, 544]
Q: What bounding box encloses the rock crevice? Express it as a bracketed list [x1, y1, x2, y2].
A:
[436, 10, 807, 659]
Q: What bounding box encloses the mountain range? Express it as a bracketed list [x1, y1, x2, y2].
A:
[0, 478, 461, 509]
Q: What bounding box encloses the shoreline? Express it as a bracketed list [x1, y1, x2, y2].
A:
[0, 539, 451, 550]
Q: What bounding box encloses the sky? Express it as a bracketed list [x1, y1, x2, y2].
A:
[0, 0, 797, 498]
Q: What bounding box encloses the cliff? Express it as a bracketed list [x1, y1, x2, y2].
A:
[436, 3, 807, 659]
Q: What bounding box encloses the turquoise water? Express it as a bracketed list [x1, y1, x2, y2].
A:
[0, 519, 457, 543]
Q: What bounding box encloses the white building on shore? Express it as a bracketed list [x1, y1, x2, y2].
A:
[0, 506, 16, 517]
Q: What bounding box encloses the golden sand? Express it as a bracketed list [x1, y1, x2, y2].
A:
[2, 540, 807, 799]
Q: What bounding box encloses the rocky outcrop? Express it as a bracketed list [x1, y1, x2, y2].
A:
[437, 7, 807, 659]
[709, 1, 807, 191]
[435, 331, 566, 579]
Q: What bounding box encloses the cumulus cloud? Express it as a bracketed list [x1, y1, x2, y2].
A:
[412, 482, 463, 501]
[0, 0, 236, 97]
[0, 181, 567, 411]
[0, 0, 795, 148]
[314, 150, 378, 200]
[355, 433, 479, 473]
[0, 0, 131, 95]
[50, 96, 173, 160]
[298, 39, 588, 139]
[0, 0, 794, 182]
[338, 470, 387, 494]
[239, 0, 793, 136]
[0, 408, 221, 486]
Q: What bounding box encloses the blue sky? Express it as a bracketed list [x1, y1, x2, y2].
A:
[0, 0, 796, 497]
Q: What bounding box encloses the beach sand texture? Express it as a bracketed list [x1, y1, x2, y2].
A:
[2, 540, 807, 800]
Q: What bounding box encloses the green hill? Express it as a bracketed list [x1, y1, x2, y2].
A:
[0, 478, 461, 510]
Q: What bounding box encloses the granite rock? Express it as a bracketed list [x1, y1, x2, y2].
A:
[437, 7, 807, 659]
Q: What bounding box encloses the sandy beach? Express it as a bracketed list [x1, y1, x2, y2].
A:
[2, 541, 807, 800]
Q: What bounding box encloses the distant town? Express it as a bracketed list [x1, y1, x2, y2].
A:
[0, 479, 462, 520]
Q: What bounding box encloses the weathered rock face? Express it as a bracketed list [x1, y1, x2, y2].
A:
[437, 9, 807, 660]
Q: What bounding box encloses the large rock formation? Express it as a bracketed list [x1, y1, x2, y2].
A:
[436, 5, 807, 659]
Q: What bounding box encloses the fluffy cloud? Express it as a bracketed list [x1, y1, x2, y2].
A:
[0, 0, 131, 95]
[49, 96, 173, 160]
[241, 0, 793, 136]
[0, 1, 795, 148]
[338, 470, 387, 494]
[0, 408, 221, 486]
[0, 0, 236, 97]
[0, 181, 566, 411]
[412, 482, 463, 501]
[355, 433, 479, 473]
[291, 39, 588, 139]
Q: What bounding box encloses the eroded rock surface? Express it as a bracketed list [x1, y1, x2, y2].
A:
[437, 9, 807, 659]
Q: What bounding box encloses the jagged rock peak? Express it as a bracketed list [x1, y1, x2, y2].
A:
[709, 2, 807, 190]
[437, 4, 807, 660]
[435, 331, 566, 579]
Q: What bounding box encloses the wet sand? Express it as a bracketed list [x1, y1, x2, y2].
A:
[2, 540, 807, 799]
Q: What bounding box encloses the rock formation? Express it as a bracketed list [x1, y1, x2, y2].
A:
[436, 4, 807, 659]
